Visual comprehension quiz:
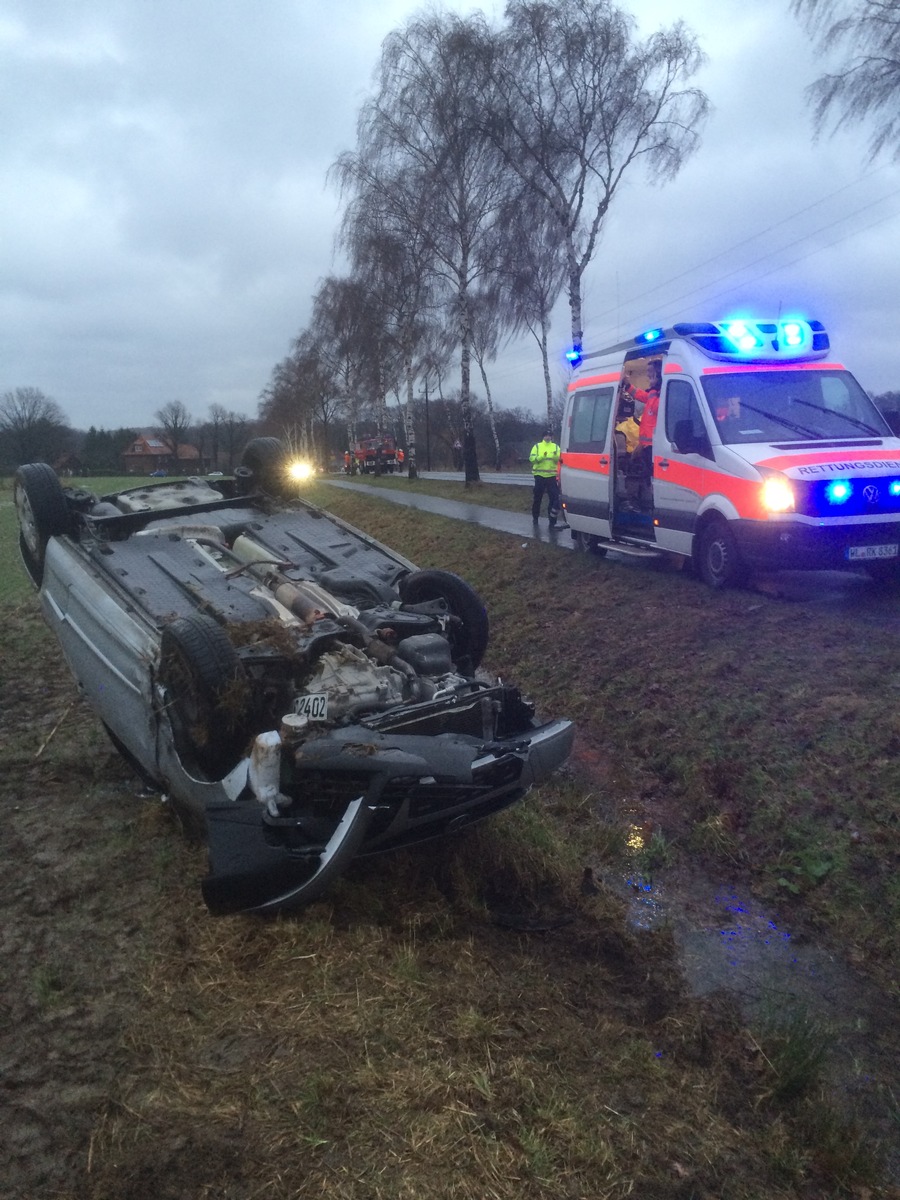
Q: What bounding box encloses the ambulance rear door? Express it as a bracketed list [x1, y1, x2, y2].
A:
[560, 376, 617, 538]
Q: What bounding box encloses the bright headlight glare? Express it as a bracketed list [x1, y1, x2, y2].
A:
[289, 461, 313, 481]
[760, 475, 794, 513]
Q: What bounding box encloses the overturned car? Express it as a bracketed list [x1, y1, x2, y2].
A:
[14, 440, 573, 915]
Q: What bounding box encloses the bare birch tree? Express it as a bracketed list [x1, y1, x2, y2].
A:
[334, 168, 438, 479]
[311, 275, 392, 447]
[486, 0, 708, 355]
[346, 12, 513, 483]
[793, 0, 900, 160]
[495, 190, 568, 426]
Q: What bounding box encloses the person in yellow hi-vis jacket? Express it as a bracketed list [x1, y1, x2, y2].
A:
[529, 429, 563, 527]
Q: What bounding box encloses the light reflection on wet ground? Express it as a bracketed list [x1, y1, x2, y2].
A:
[611, 857, 900, 1178]
[323, 479, 573, 547]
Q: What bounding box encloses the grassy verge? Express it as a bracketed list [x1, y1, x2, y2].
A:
[304, 483, 900, 995]
[1, 473, 895, 1197]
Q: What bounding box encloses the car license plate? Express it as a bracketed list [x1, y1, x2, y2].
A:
[847, 543, 899, 561]
[293, 692, 328, 721]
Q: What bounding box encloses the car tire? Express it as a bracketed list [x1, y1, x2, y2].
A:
[574, 531, 607, 556]
[697, 519, 747, 589]
[13, 463, 70, 587]
[238, 437, 288, 497]
[159, 613, 250, 778]
[399, 568, 489, 671]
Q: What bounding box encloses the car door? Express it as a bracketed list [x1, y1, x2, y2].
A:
[560, 381, 616, 537]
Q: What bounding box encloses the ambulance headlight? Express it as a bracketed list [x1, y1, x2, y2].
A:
[761, 475, 794, 513]
[288, 460, 314, 482]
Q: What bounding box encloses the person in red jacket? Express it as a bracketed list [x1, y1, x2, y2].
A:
[632, 361, 662, 448]
[623, 362, 662, 477]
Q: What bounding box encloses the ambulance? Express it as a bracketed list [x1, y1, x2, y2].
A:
[560, 317, 900, 587]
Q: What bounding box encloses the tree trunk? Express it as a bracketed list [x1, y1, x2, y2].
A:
[458, 273, 480, 485]
[476, 354, 501, 471]
[538, 314, 554, 428]
[567, 247, 584, 354]
[404, 353, 418, 480]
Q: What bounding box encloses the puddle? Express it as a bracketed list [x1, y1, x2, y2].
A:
[604, 849, 900, 1179]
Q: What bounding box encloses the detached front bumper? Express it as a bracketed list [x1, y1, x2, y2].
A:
[201, 718, 574, 916]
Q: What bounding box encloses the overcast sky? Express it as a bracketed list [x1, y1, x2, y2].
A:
[2, 0, 899, 434]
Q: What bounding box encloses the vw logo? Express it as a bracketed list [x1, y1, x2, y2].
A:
[864, 484, 880, 504]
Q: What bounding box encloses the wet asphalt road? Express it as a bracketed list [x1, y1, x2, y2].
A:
[322, 475, 900, 624]
[324, 475, 571, 548]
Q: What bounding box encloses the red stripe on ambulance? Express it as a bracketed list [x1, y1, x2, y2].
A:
[655, 458, 768, 520]
[567, 372, 620, 391]
[562, 451, 610, 476]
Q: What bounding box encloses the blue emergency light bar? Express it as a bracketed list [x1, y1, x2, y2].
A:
[576, 316, 829, 366]
[666, 318, 830, 361]
[636, 327, 664, 345]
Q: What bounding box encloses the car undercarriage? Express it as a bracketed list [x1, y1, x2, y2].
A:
[15, 442, 574, 914]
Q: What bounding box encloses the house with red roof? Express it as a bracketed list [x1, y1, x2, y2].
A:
[121, 434, 202, 476]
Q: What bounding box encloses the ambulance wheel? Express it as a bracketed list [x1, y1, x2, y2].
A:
[574, 531, 607, 557]
[697, 520, 747, 589]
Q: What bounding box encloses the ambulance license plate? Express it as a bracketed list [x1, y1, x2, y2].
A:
[293, 692, 328, 721]
[847, 543, 899, 561]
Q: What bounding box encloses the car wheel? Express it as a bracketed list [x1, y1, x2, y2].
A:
[238, 437, 288, 496]
[13, 463, 70, 587]
[399, 568, 489, 671]
[574, 531, 607, 556]
[159, 613, 250, 778]
[697, 519, 747, 589]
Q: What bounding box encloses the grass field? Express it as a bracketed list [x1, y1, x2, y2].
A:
[2, 470, 897, 1198]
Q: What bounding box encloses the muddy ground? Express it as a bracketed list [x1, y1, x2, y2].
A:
[3, 600, 899, 1199]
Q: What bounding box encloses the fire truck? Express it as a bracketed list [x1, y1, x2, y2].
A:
[352, 435, 398, 473]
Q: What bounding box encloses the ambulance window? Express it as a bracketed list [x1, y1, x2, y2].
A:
[665, 380, 707, 444]
[569, 386, 614, 453]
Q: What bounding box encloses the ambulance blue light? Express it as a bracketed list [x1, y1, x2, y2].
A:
[890, 480, 900, 497]
[565, 347, 582, 367]
[781, 321, 804, 347]
[724, 321, 764, 353]
[636, 327, 664, 345]
[826, 480, 853, 505]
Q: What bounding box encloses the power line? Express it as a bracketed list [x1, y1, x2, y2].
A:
[665, 202, 900, 322]
[588, 165, 898, 330]
[591, 183, 900, 345]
